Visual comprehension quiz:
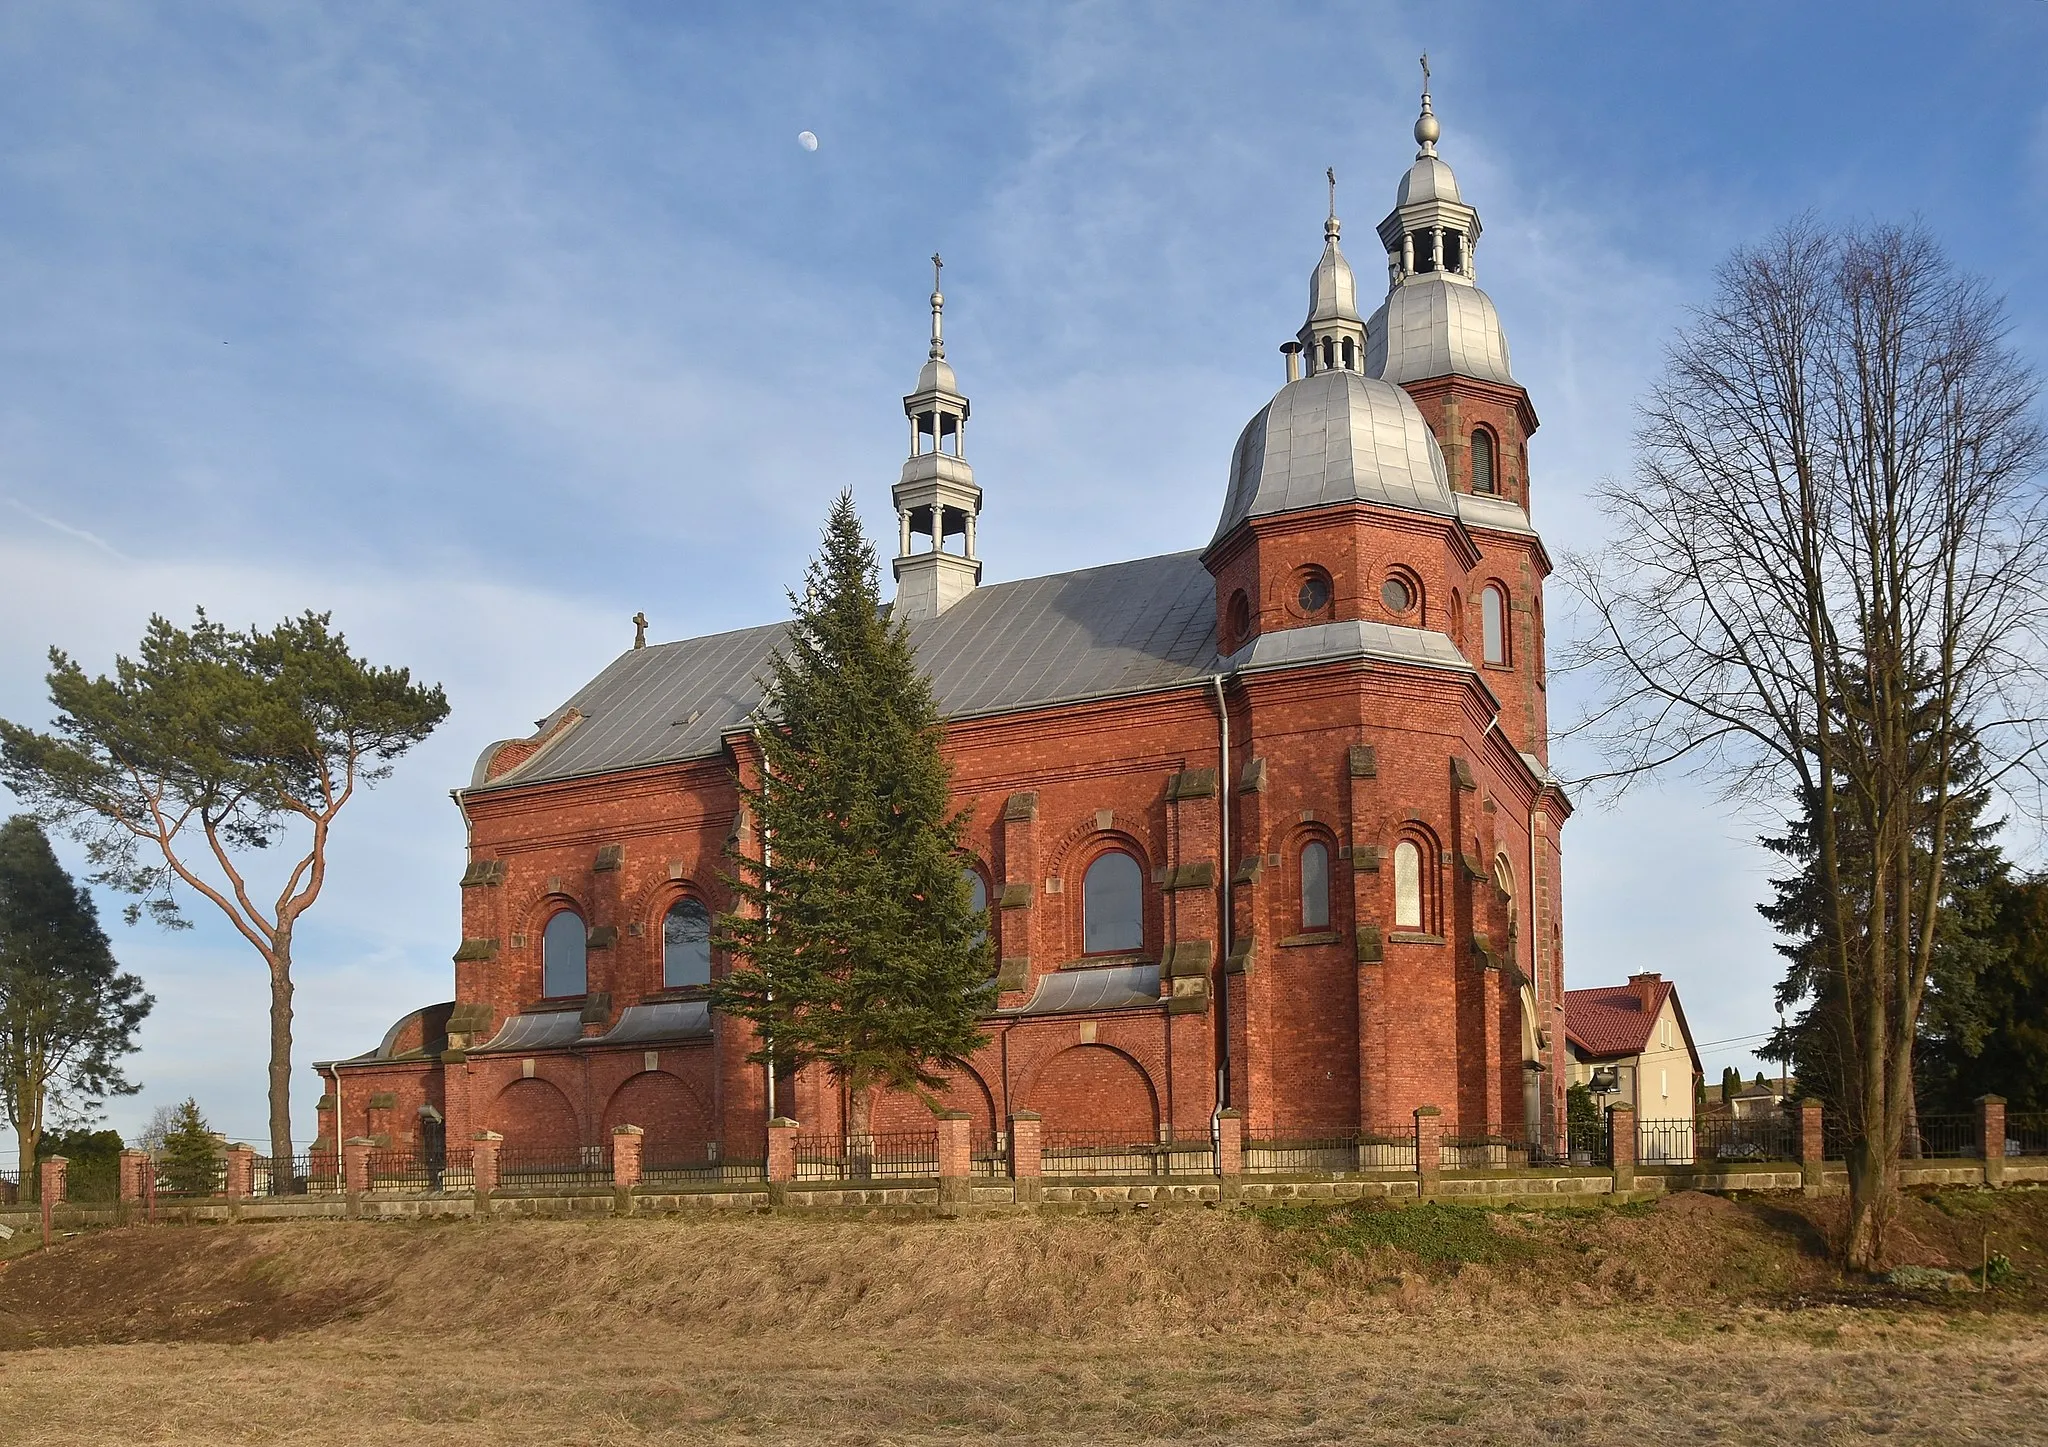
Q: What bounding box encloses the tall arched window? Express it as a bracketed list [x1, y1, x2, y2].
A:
[1482, 584, 1509, 665]
[1300, 841, 1330, 930]
[542, 909, 587, 997]
[1471, 429, 1496, 494]
[1393, 842, 1423, 930]
[1341, 337, 1356, 371]
[964, 867, 990, 953]
[1083, 850, 1144, 955]
[662, 898, 712, 989]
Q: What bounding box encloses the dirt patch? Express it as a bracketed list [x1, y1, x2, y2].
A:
[0, 1227, 378, 1348]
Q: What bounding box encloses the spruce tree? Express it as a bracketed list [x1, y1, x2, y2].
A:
[711, 491, 993, 1140]
[157, 1097, 221, 1196]
[0, 815, 152, 1200]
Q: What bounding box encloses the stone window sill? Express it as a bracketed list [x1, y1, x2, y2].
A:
[1278, 931, 1341, 948]
[643, 985, 713, 1003]
[1058, 955, 1155, 971]
[1387, 932, 1447, 946]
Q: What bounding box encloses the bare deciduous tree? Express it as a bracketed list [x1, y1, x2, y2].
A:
[1564, 218, 2047, 1269]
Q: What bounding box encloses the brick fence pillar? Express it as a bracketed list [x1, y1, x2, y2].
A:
[1216, 1108, 1243, 1202]
[1608, 1103, 1636, 1194]
[223, 1143, 255, 1200]
[935, 1111, 971, 1208]
[471, 1131, 502, 1198]
[766, 1117, 798, 1202]
[1979, 1095, 2007, 1187]
[1008, 1111, 1043, 1205]
[612, 1124, 644, 1191]
[342, 1137, 375, 1198]
[1798, 1098, 1827, 1197]
[1413, 1106, 1442, 1199]
[39, 1156, 67, 1245]
[118, 1149, 152, 1204]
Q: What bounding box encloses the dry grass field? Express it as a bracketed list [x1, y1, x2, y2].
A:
[1, 1189, 2045, 1445]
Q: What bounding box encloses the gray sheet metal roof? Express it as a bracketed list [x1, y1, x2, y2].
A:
[472, 550, 1223, 792]
[1454, 491, 1537, 536]
[1221, 617, 1478, 680]
[997, 962, 1163, 1016]
[591, 1000, 712, 1046]
[473, 1008, 584, 1054]
[1211, 370, 1455, 545]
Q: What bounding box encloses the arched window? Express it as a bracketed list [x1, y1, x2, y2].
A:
[964, 866, 990, 953]
[1482, 584, 1509, 665]
[1083, 850, 1144, 955]
[1471, 429, 1496, 494]
[662, 898, 712, 989]
[1320, 336, 1334, 372]
[1300, 840, 1330, 930]
[542, 909, 587, 997]
[1393, 842, 1423, 930]
[1341, 336, 1356, 371]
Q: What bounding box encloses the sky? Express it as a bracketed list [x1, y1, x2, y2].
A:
[1, 1, 2046, 1154]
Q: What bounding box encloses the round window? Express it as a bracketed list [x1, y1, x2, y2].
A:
[1382, 576, 1414, 614]
[1297, 573, 1332, 614]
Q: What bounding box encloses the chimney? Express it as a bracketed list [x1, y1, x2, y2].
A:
[1627, 972, 1661, 1011]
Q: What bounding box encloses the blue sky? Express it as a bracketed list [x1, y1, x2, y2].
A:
[2, 2, 2045, 1151]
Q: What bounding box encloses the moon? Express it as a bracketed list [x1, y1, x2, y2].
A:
[797, 130, 818, 152]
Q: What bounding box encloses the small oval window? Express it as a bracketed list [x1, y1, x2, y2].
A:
[1382, 576, 1413, 614]
[1297, 572, 1332, 614]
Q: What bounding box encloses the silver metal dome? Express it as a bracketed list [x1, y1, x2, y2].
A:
[1212, 369, 1454, 544]
[1366, 274, 1516, 387]
[1396, 154, 1461, 206]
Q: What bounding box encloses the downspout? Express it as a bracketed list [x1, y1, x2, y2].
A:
[1210, 674, 1233, 1112]
[326, 1062, 346, 1191]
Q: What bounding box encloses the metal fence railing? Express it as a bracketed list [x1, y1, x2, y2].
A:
[364, 1147, 474, 1193]
[1635, 1115, 1796, 1165]
[971, 1131, 1007, 1179]
[1246, 1129, 1411, 1175]
[2008, 1113, 2048, 1158]
[640, 1149, 767, 1186]
[495, 1144, 614, 1190]
[250, 1154, 345, 1196]
[1439, 1125, 1545, 1171]
[1903, 1115, 1979, 1159]
[1040, 1129, 1216, 1178]
[794, 1131, 940, 1182]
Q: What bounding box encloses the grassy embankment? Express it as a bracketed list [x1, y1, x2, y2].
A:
[0, 1188, 2045, 1444]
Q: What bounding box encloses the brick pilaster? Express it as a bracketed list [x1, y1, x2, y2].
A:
[342, 1137, 375, 1197]
[1979, 1095, 2007, 1186]
[118, 1149, 151, 1204]
[997, 793, 1038, 999]
[1797, 1098, 1826, 1197]
[39, 1156, 67, 1244]
[936, 1111, 971, 1207]
[471, 1131, 502, 1196]
[1216, 1108, 1243, 1202]
[224, 1143, 255, 1199]
[611, 1124, 644, 1190]
[1607, 1103, 1636, 1193]
[1413, 1106, 1441, 1198]
[766, 1117, 798, 1193]
[1008, 1111, 1043, 1204]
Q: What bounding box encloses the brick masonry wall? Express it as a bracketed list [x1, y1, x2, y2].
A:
[322, 376, 1570, 1157]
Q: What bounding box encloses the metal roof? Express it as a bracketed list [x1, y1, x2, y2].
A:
[472, 550, 1223, 791]
[1366, 276, 1517, 388]
[996, 962, 1163, 1017]
[1211, 370, 1454, 546]
[472, 1008, 584, 1054]
[591, 1000, 712, 1046]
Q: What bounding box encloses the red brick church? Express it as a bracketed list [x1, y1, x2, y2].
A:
[317, 84, 1572, 1169]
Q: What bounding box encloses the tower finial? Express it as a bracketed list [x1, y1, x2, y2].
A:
[1414, 54, 1440, 156]
[929, 252, 945, 360]
[1324, 167, 1340, 242]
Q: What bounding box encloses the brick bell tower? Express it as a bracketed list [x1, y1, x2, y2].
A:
[1367, 64, 1549, 764]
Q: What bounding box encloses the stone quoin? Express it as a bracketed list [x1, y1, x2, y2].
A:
[315, 75, 1572, 1168]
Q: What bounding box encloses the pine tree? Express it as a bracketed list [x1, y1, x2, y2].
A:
[0, 815, 152, 1201]
[711, 491, 993, 1141]
[1762, 707, 2009, 1115]
[1917, 874, 2048, 1112]
[157, 1097, 221, 1196]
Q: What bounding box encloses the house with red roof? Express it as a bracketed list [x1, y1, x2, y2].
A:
[1564, 972, 1703, 1128]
